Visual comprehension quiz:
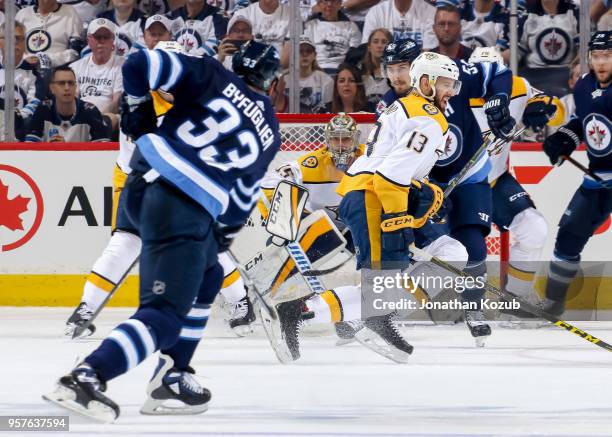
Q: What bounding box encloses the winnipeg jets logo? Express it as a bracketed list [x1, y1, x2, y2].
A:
[436, 124, 463, 166]
[584, 113, 611, 157]
[26, 29, 51, 53]
[536, 28, 570, 64]
[174, 29, 202, 54]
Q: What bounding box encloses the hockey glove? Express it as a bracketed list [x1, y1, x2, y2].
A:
[523, 94, 556, 132]
[542, 118, 582, 166]
[214, 223, 243, 253]
[484, 93, 516, 141]
[120, 94, 157, 141]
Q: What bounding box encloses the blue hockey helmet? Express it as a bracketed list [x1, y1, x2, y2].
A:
[232, 40, 280, 92]
[589, 31, 612, 52]
[381, 38, 420, 66]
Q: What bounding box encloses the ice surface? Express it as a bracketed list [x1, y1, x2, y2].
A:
[1, 307, 612, 437]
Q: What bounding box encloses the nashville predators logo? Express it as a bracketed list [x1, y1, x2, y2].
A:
[302, 156, 318, 168]
[26, 29, 51, 53]
[422, 103, 439, 115]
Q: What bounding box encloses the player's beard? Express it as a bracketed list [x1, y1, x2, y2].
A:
[595, 70, 612, 87]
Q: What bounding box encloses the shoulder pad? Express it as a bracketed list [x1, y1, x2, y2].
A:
[398, 93, 449, 133]
[301, 155, 319, 169]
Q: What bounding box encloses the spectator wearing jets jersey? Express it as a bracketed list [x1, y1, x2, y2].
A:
[216, 15, 253, 70]
[227, 0, 290, 68]
[518, 0, 578, 96]
[282, 36, 334, 113]
[459, 0, 506, 50]
[361, 0, 437, 50]
[303, 0, 362, 75]
[16, 0, 84, 67]
[70, 18, 124, 136]
[97, 0, 146, 27]
[169, 0, 228, 50]
[0, 20, 44, 140]
[361, 28, 392, 109]
[430, 4, 473, 61]
[61, 0, 107, 26]
[25, 65, 111, 142]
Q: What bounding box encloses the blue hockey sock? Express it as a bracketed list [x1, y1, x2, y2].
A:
[161, 303, 211, 370]
[545, 252, 580, 302]
[85, 307, 182, 382]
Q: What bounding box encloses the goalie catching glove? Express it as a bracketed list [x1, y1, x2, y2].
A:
[484, 93, 515, 141]
[522, 94, 557, 132]
[380, 179, 444, 232]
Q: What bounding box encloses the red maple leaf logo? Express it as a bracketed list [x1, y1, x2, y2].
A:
[544, 35, 562, 57]
[0, 178, 30, 231]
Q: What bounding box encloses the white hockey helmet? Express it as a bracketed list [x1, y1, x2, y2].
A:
[409, 52, 461, 100]
[154, 40, 185, 54]
[469, 46, 504, 66]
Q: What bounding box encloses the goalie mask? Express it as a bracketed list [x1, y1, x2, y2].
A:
[324, 113, 360, 171]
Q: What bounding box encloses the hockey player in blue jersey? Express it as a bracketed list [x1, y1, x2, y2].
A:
[541, 31, 612, 316]
[43, 40, 281, 422]
[379, 40, 515, 345]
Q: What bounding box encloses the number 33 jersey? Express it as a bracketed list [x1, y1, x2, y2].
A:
[122, 49, 282, 225]
[338, 91, 449, 196]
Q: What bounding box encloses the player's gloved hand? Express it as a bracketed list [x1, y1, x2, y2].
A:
[408, 179, 445, 225]
[432, 195, 452, 224]
[484, 93, 516, 141]
[523, 94, 556, 132]
[214, 223, 243, 253]
[120, 94, 157, 141]
[542, 128, 580, 166]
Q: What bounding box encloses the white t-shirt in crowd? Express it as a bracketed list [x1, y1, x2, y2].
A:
[361, 0, 436, 49]
[228, 2, 291, 54]
[461, 11, 506, 49]
[519, 11, 578, 68]
[70, 53, 124, 114]
[285, 69, 334, 113]
[303, 17, 362, 71]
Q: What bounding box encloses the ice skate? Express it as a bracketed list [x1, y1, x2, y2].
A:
[334, 320, 361, 346]
[464, 309, 492, 347]
[539, 297, 565, 317]
[354, 313, 413, 363]
[228, 295, 256, 337]
[140, 354, 211, 415]
[64, 302, 96, 338]
[260, 297, 312, 364]
[498, 293, 544, 329]
[43, 363, 119, 423]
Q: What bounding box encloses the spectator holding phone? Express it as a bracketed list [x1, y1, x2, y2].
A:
[216, 16, 253, 70]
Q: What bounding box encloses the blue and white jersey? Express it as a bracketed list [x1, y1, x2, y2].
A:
[572, 72, 612, 188]
[122, 49, 281, 225]
[430, 59, 512, 185]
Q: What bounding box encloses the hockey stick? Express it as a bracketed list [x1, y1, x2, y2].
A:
[562, 155, 605, 182]
[410, 245, 612, 352]
[72, 256, 139, 339]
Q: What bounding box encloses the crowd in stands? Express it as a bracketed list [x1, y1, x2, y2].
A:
[0, 0, 608, 142]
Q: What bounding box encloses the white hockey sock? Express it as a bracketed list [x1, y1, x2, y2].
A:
[81, 231, 141, 312]
[306, 286, 362, 324]
[218, 252, 247, 303]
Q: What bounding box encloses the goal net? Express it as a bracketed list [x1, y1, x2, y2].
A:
[231, 113, 509, 296]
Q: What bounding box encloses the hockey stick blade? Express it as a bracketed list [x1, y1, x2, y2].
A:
[72, 256, 139, 339]
[410, 246, 612, 353]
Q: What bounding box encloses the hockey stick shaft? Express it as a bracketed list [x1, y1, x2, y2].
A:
[562, 155, 604, 182]
[72, 256, 140, 339]
[410, 246, 612, 352]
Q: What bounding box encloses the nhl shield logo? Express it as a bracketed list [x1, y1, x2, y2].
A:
[536, 28, 571, 65]
[26, 29, 51, 53]
[584, 113, 612, 157]
[152, 280, 166, 295]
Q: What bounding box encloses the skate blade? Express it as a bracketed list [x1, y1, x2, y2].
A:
[231, 324, 255, 337]
[140, 398, 208, 415]
[335, 337, 356, 347]
[42, 385, 117, 423]
[474, 337, 487, 348]
[65, 325, 95, 340]
[258, 304, 295, 364]
[354, 328, 411, 364]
